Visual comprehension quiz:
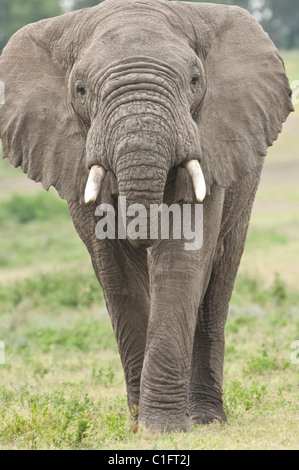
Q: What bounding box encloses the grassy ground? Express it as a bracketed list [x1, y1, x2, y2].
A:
[0, 51, 298, 450]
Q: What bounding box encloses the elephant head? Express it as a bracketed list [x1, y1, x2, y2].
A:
[0, 0, 293, 240]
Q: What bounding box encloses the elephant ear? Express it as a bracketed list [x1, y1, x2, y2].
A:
[178, 3, 294, 188]
[0, 13, 90, 203]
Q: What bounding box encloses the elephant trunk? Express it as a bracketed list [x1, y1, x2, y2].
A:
[113, 106, 174, 246]
[114, 110, 173, 201]
[103, 71, 178, 245]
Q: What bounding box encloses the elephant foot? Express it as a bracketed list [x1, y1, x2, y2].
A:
[138, 412, 191, 433]
[190, 406, 227, 425]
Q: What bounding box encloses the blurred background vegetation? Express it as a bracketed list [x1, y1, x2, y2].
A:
[1, 0, 299, 53]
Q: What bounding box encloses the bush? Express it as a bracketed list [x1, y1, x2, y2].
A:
[0, 271, 103, 313]
[231, 273, 297, 307]
[0, 192, 68, 224]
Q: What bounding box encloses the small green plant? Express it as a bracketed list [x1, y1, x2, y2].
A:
[92, 365, 115, 386]
[33, 362, 49, 377]
[75, 418, 90, 445]
[242, 345, 288, 376]
[271, 274, 287, 304]
[224, 380, 267, 416]
[102, 404, 128, 442]
[232, 275, 269, 306]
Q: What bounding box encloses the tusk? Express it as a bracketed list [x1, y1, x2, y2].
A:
[84, 165, 107, 204]
[184, 160, 206, 203]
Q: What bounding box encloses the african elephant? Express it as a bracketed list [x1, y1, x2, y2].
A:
[0, 0, 293, 432]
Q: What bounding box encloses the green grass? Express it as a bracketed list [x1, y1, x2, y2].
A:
[0, 192, 88, 274]
[0, 268, 298, 449]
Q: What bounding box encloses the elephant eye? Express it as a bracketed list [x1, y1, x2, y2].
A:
[191, 75, 200, 87]
[77, 85, 86, 96]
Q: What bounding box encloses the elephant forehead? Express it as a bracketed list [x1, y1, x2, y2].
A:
[89, 12, 192, 71]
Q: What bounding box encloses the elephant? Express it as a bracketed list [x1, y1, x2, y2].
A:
[0, 0, 293, 432]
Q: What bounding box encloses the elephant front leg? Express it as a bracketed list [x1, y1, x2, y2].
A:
[68, 202, 150, 418]
[138, 241, 201, 432]
[101, 246, 149, 418]
[94, 239, 150, 417]
[107, 291, 149, 415]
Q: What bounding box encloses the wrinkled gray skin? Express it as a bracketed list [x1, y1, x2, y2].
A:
[0, 0, 293, 432]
